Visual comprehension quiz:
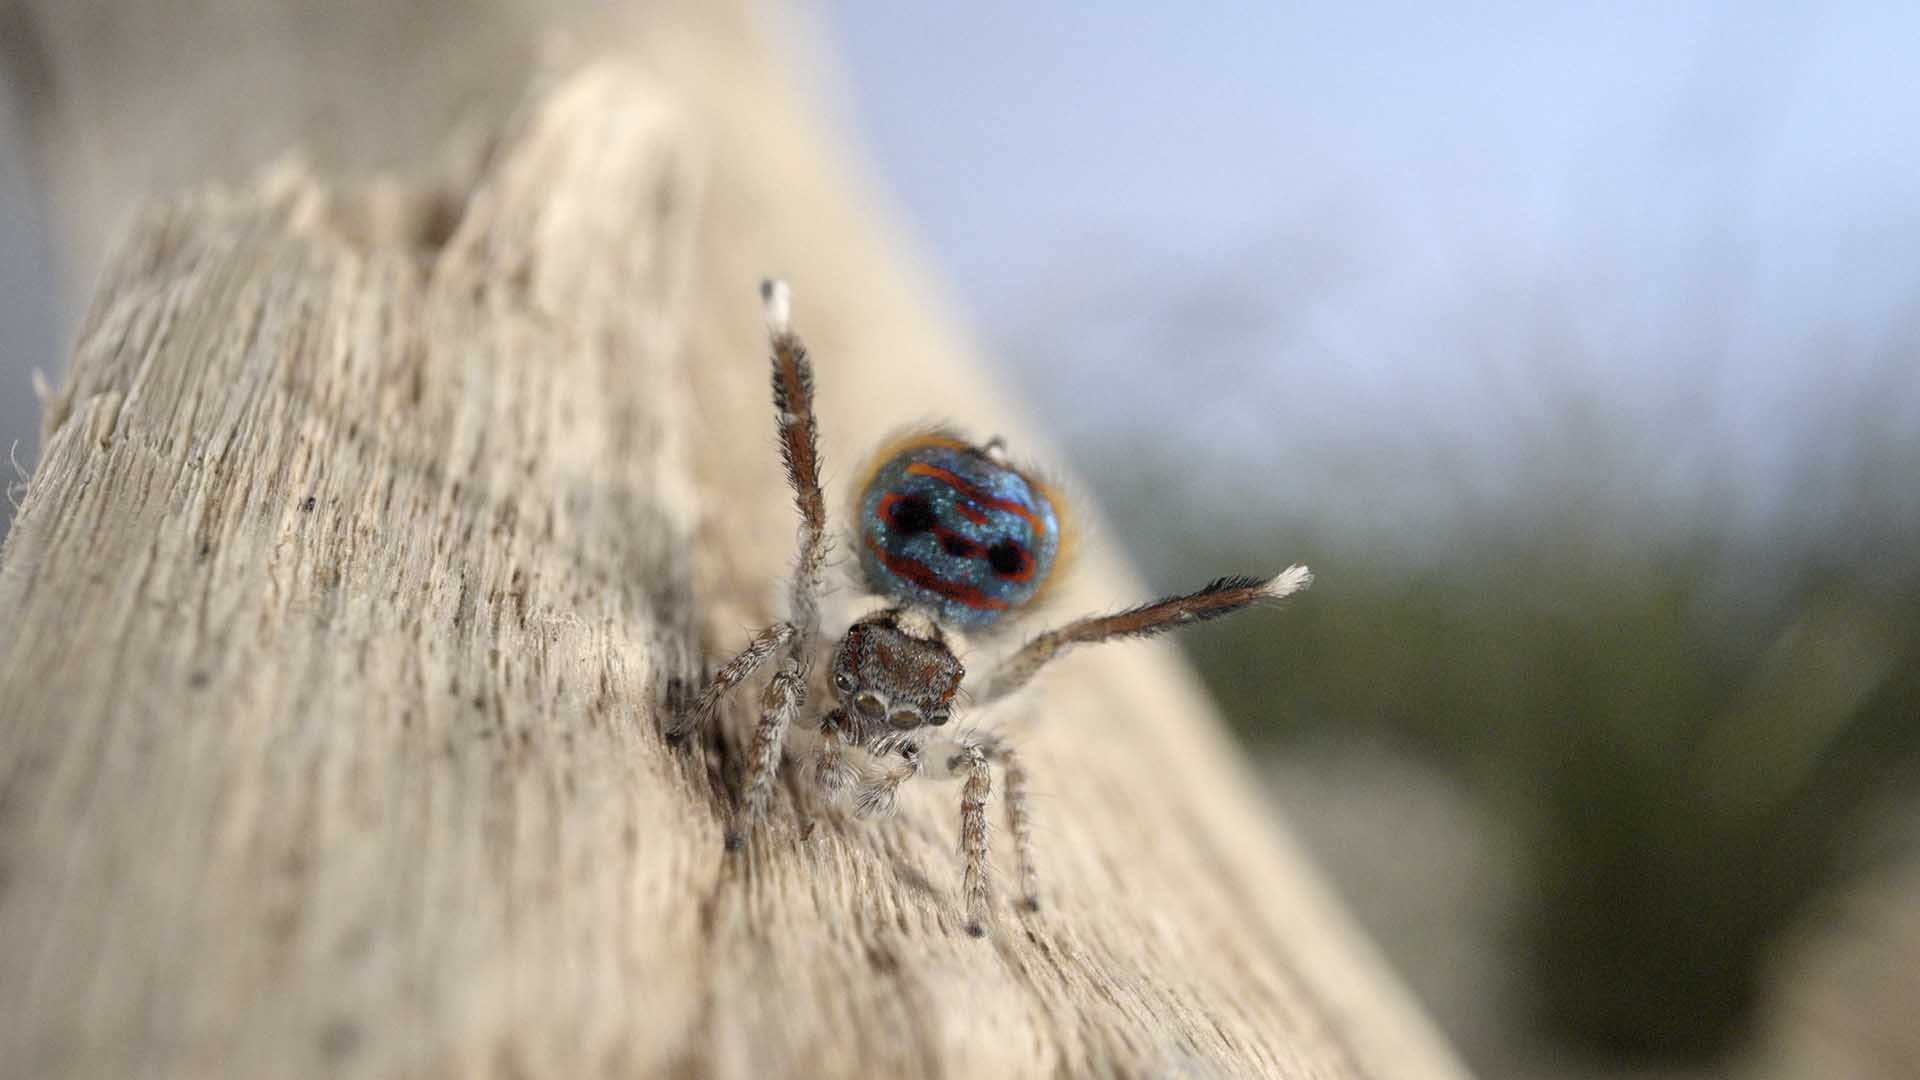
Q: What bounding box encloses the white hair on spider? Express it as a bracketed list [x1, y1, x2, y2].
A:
[760, 278, 792, 333]
[1263, 564, 1314, 601]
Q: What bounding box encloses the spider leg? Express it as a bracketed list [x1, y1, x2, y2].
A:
[977, 564, 1313, 704]
[714, 282, 837, 848]
[948, 734, 1038, 913]
[852, 734, 922, 819]
[956, 742, 994, 937]
[995, 742, 1039, 912]
[849, 728, 1037, 933]
[763, 279, 830, 650]
[905, 731, 1020, 935]
[671, 283, 829, 742]
[808, 708, 860, 799]
[728, 656, 805, 849]
[668, 620, 795, 743]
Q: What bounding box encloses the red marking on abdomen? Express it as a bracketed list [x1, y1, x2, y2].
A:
[863, 533, 1010, 611]
[937, 530, 982, 558]
[904, 463, 1048, 534]
[990, 541, 1037, 583]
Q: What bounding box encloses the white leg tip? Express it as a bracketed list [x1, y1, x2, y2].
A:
[760, 279, 792, 333]
[1263, 564, 1313, 599]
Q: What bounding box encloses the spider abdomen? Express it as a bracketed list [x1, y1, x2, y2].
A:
[854, 433, 1062, 629]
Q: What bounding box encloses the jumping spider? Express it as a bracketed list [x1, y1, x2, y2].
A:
[670, 280, 1313, 936]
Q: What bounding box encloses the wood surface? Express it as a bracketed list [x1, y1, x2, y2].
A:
[0, 3, 1470, 1076]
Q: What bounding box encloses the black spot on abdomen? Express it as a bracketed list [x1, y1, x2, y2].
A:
[987, 541, 1027, 577]
[888, 494, 936, 534]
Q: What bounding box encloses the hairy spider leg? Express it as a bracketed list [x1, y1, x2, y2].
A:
[668, 621, 793, 743]
[766, 280, 831, 647]
[675, 282, 833, 850]
[808, 708, 859, 798]
[860, 729, 1037, 934]
[730, 656, 805, 848]
[851, 732, 924, 820]
[978, 565, 1314, 705]
[957, 744, 994, 936]
[997, 741, 1038, 912]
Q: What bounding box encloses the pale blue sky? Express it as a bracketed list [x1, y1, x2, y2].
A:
[812, 1, 1920, 546]
[5, 3, 1917, 547]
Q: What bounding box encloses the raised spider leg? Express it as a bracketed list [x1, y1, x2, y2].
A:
[675, 282, 835, 851]
[763, 279, 831, 649]
[977, 565, 1314, 705]
[722, 281, 836, 849]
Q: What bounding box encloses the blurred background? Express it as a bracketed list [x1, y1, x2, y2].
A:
[804, 3, 1920, 1078]
[4, 2, 1917, 1077]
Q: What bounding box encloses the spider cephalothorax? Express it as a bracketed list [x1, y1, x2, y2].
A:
[829, 608, 963, 737]
[671, 281, 1312, 936]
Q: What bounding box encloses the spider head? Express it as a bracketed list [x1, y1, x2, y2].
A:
[830, 609, 963, 735]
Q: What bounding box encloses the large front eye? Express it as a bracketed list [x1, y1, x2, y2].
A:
[888, 707, 924, 730]
[853, 692, 886, 719]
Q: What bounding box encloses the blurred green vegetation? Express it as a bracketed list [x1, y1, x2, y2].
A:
[1082, 364, 1920, 1062]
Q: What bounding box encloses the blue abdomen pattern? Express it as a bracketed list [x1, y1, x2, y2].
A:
[855, 433, 1062, 630]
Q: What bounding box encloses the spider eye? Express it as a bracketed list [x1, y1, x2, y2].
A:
[853, 692, 886, 719]
[927, 708, 951, 727]
[888, 707, 924, 730]
[833, 671, 857, 694]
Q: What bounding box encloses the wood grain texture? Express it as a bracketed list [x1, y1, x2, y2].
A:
[0, 5, 1470, 1077]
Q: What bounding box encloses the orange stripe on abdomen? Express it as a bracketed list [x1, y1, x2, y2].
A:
[862, 532, 1010, 611]
[904, 463, 1048, 534]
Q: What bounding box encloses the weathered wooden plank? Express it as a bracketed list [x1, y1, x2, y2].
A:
[0, 6, 1469, 1077]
